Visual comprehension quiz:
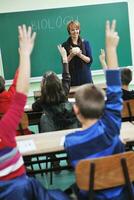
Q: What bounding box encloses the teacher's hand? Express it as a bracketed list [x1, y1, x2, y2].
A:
[70, 47, 81, 55]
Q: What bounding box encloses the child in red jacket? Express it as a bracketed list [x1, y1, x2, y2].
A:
[0, 68, 32, 136]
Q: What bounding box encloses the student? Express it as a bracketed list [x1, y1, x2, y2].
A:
[0, 68, 32, 136]
[62, 20, 93, 86]
[99, 49, 134, 101]
[0, 69, 19, 113]
[32, 45, 79, 133]
[0, 25, 70, 200]
[121, 68, 134, 100]
[64, 20, 129, 200]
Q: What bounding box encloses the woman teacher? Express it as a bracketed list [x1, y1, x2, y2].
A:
[62, 20, 93, 86]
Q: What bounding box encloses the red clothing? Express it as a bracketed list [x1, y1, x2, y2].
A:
[0, 92, 26, 180]
[0, 69, 19, 113]
[0, 69, 32, 136]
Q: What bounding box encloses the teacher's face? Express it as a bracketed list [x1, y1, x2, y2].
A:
[69, 25, 80, 39]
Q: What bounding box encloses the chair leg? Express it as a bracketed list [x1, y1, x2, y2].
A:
[88, 162, 95, 200]
[121, 158, 134, 200]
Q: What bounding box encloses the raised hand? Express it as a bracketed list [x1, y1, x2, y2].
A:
[18, 25, 36, 56]
[99, 49, 107, 69]
[105, 20, 119, 69]
[106, 20, 119, 49]
[57, 44, 67, 63]
[17, 25, 36, 95]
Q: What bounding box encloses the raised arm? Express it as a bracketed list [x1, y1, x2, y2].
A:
[105, 20, 119, 69]
[99, 49, 107, 69]
[0, 25, 36, 140]
[57, 44, 71, 95]
[102, 20, 122, 136]
[17, 25, 36, 95]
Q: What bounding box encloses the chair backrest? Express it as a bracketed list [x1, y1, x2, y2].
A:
[75, 151, 134, 191]
[122, 99, 134, 122]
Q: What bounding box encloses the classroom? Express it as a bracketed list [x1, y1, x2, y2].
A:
[0, 0, 134, 199]
[0, 0, 134, 104]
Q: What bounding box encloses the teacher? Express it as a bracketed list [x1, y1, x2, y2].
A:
[62, 20, 93, 86]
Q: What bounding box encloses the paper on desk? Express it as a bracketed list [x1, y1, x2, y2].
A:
[17, 139, 36, 153]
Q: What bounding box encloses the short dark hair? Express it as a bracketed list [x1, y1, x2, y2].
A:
[121, 68, 132, 86]
[0, 76, 5, 93]
[75, 84, 105, 119]
[40, 71, 66, 105]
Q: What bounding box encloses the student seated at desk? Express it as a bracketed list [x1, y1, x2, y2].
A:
[64, 20, 129, 200]
[0, 25, 70, 200]
[99, 47, 134, 101]
[0, 67, 32, 136]
[121, 68, 134, 100]
[32, 45, 79, 132]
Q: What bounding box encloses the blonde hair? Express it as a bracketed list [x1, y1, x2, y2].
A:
[67, 20, 80, 34]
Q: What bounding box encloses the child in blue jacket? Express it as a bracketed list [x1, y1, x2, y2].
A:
[64, 20, 130, 200]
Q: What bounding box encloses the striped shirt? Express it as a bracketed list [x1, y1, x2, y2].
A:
[0, 92, 26, 180]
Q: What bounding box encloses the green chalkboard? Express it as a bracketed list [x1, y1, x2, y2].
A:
[0, 2, 132, 80]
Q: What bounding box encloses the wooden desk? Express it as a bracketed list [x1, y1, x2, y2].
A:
[16, 128, 80, 179]
[16, 128, 80, 156]
[16, 122, 134, 157]
[16, 123, 134, 180]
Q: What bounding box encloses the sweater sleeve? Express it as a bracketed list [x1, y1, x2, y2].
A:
[0, 92, 26, 144]
[84, 40, 93, 65]
[8, 69, 19, 95]
[62, 63, 71, 96]
[101, 70, 122, 137]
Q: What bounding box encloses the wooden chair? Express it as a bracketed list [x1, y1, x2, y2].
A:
[122, 99, 134, 122]
[75, 151, 134, 200]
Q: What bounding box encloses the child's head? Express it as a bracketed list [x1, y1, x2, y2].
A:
[41, 71, 66, 104]
[74, 84, 105, 120]
[121, 68, 132, 86]
[0, 76, 5, 93]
